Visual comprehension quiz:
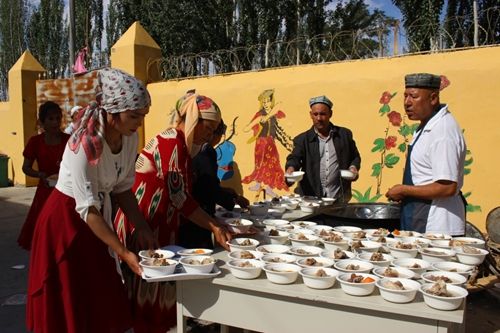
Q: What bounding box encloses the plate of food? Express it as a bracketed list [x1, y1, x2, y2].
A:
[176, 248, 214, 256]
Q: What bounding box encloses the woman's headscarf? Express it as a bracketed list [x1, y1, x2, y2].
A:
[68, 68, 151, 165]
[169, 91, 221, 154]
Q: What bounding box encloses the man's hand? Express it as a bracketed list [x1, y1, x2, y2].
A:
[285, 166, 295, 175]
[348, 166, 359, 181]
[235, 195, 250, 209]
[385, 184, 407, 202]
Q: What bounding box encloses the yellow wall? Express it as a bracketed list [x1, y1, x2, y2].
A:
[146, 46, 500, 231]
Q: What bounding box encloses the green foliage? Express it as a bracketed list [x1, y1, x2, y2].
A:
[379, 104, 390, 115]
[398, 143, 406, 153]
[371, 138, 385, 152]
[352, 187, 382, 202]
[463, 192, 482, 212]
[371, 163, 382, 177]
[384, 153, 400, 168]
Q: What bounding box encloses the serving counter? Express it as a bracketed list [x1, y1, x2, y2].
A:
[176, 251, 465, 333]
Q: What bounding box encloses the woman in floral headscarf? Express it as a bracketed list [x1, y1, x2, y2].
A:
[27, 68, 156, 333]
[114, 91, 232, 333]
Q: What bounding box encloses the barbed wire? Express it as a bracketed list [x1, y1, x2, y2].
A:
[152, 6, 500, 81]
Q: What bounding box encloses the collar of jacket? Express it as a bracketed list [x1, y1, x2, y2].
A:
[307, 122, 337, 142]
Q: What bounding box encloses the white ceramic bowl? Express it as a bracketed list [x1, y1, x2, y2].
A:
[285, 171, 305, 183]
[391, 258, 431, 278]
[431, 261, 475, 278]
[430, 239, 453, 249]
[288, 227, 315, 236]
[357, 252, 394, 268]
[296, 256, 334, 268]
[282, 200, 299, 210]
[270, 204, 287, 214]
[376, 278, 421, 303]
[268, 208, 285, 218]
[256, 244, 291, 254]
[291, 221, 317, 228]
[288, 246, 323, 257]
[227, 259, 264, 279]
[450, 237, 486, 249]
[453, 246, 488, 265]
[334, 259, 374, 273]
[227, 238, 260, 252]
[139, 249, 175, 260]
[350, 240, 382, 253]
[263, 263, 301, 284]
[387, 242, 418, 258]
[262, 219, 290, 231]
[322, 237, 350, 251]
[423, 232, 452, 240]
[228, 250, 263, 261]
[309, 225, 334, 234]
[249, 203, 269, 216]
[364, 228, 390, 238]
[413, 237, 433, 248]
[266, 230, 290, 245]
[372, 266, 416, 280]
[419, 248, 456, 263]
[176, 248, 213, 256]
[299, 267, 339, 289]
[333, 226, 363, 238]
[225, 218, 253, 234]
[179, 255, 216, 274]
[392, 230, 422, 238]
[289, 233, 319, 247]
[420, 283, 468, 310]
[320, 249, 356, 261]
[261, 253, 297, 264]
[299, 202, 320, 213]
[421, 271, 467, 286]
[340, 169, 356, 180]
[140, 258, 178, 277]
[321, 197, 336, 206]
[338, 272, 379, 296]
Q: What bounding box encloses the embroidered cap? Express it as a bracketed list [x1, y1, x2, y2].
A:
[405, 73, 441, 89]
[309, 95, 333, 109]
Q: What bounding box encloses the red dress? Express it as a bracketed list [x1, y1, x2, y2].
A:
[114, 129, 198, 333]
[17, 133, 70, 250]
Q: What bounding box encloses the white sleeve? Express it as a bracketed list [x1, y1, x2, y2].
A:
[69, 146, 101, 222]
[112, 133, 138, 194]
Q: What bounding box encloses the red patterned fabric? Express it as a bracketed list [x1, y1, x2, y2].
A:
[114, 129, 198, 333]
[18, 133, 70, 250]
[27, 190, 131, 333]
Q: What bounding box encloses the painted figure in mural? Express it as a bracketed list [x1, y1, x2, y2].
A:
[179, 118, 250, 249]
[17, 101, 71, 251]
[216, 116, 238, 181]
[242, 89, 292, 198]
[285, 95, 361, 203]
[386, 73, 467, 236]
[113, 91, 232, 333]
[64, 105, 83, 134]
[26, 68, 156, 333]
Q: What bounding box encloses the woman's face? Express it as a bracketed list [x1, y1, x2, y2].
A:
[193, 119, 219, 145]
[41, 109, 62, 134]
[108, 107, 149, 136]
[262, 97, 273, 112]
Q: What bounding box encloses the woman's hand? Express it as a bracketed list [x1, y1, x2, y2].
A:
[120, 250, 142, 276]
[211, 223, 232, 251]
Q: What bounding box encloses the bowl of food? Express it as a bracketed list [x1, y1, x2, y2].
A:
[419, 248, 456, 263]
[256, 244, 290, 254]
[139, 249, 176, 260]
[364, 228, 390, 238]
[340, 169, 356, 180]
[357, 252, 394, 268]
[261, 253, 297, 264]
[299, 202, 320, 213]
[320, 249, 356, 262]
[376, 278, 421, 303]
[263, 263, 301, 284]
[227, 259, 264, 279]
[450, 237, 485, 249]
[372, 266, 415, 280]
[320, 233, 350, 251]
[262, 219, 290, 231]
[333, 226, 363, 238]
[334, 259, 374, 273]
[391, 230, 422, 238]
[267, 229, 290, 245]
[268, 208, 284, 218]
[179, 255, 216, 274]
[431, 261, 475, 278]
[321, 197, 336, 206]
[225, 218, 253, 234]
[227, 238, 260, 252]
[296, 256, 334, 269]
[227, 250, 263, 261]
[285, 171, 305, 183]
[392, 258, 431, 278]
[421, 271, 467, 286]
[349, 240, 382, 253]
[249, 203, 269, 216]
[350, 230, 367, 240]
[338, 272, 379, 296]
[288, 245, 323, 257]
[300, 267, 339, 289]
[291, 221, 317, 228]
[430, 239, 453, 249]
[387, 241, 418, 258]
[309, 225, 334, 234]
[282, 200, 300, 210]
[453, 246, 488, 265]
[420, 281, 468, 310]
[140, 258, 178, 277]
[288, 233, 319, 247]
[176, 248, 214, 256]
[423, 232, 452, 240]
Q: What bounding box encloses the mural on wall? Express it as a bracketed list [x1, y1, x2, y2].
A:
[352, 76, 481, 213]
[216, 116, 238, 181]
[241, 89, 293, 199]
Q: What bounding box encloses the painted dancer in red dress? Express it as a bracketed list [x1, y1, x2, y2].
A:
[27, 68, 156, 333]
[242, 89, 293, 198]
[114, 91, 232, 333]
[17, 101, 70, 250]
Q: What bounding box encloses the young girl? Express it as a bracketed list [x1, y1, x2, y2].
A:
[17, 101, 70, 250]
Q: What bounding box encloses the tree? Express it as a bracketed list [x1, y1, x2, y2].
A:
[74, 0, 104, 68]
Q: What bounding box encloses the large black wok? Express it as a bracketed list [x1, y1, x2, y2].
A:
[308, 203, 401, 231]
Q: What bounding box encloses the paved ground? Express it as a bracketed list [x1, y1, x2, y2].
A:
[0, 186, 499, 333]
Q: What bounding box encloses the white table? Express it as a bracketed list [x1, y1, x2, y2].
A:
[176, 251, 465, 333]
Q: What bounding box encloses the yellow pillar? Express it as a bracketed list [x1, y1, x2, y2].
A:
[3, 51, 46, 186]
[110, 21, 162, 151]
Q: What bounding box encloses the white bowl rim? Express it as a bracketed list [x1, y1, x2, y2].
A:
[228, 250, 263, 260]
[420, 283, 468, 299]
[261, 253, 297, 263]
[299, 267, 339, 278]
[376, 277, 421, 291]
[139, 249, 176, 259]
[139, 258, 178, 268]
[421, 270, 467, 284]
[372, 266, 416, 279]
[227, 259, 264, 269]
[337, 272, 379, 284]
[179, 255, 216, 266]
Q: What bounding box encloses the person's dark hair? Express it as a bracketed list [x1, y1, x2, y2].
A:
[214, 119, 226, 136]
[39, 101, 62, 123]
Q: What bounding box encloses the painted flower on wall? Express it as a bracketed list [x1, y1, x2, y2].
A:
[440, 75, 450, 91]
[379, 91, 393, 104]
[385, 136, 397, 149]
[387, 111, 402, 126]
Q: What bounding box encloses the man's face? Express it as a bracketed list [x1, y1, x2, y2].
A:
[309, 103, 332, 132]
[403, 88, 439, 122]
